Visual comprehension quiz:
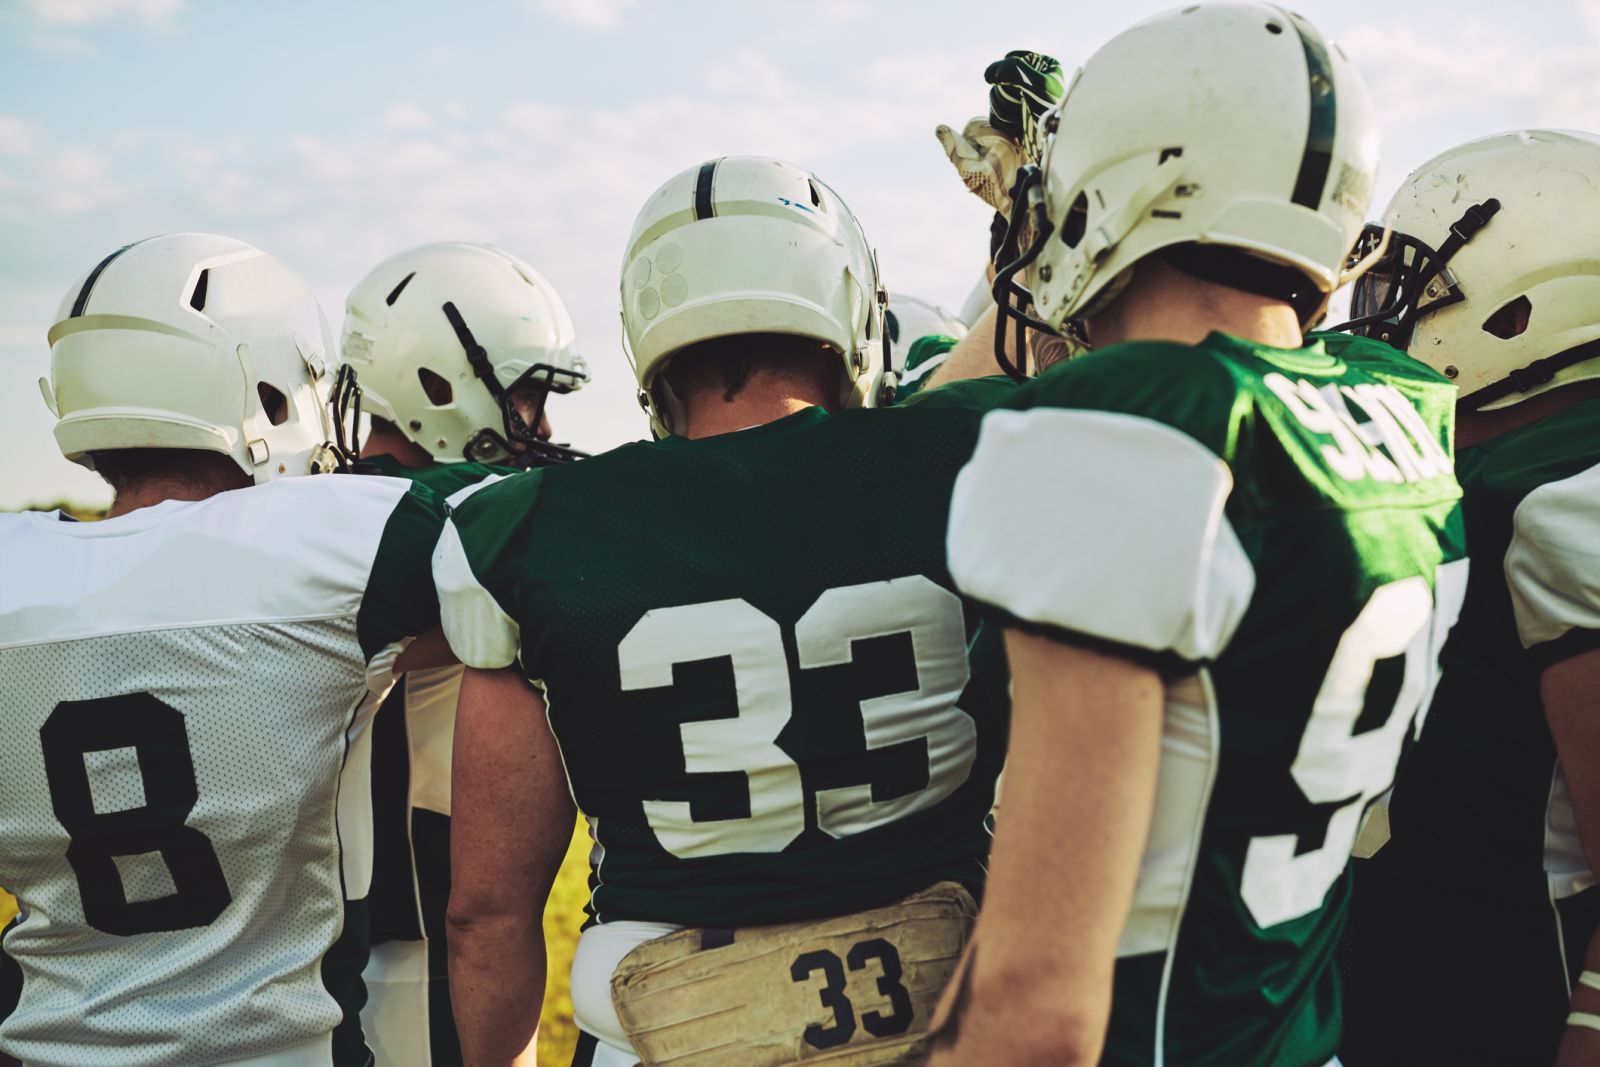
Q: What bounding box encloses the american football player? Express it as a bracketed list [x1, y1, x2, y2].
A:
[0, 234, 448, 1067]
[882, 293, 966, 404]
[339, 240, 588, 1067]
[1339, 130, 1600, 1067]
[432, 156, 1011, 1066]
[931, 6, 1467, 1064]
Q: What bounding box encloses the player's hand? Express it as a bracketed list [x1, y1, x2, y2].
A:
[984, 50, 1066, 162]
[936, 49, 1065, 218]
[936, 117, 1029, 216]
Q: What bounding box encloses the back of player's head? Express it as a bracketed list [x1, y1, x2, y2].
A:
[43, 232, 350, 485]
[341, 241, 587, 464]
[1002, 3, 1377, 336]
[619, 155, 886, 436]
[1343, 129, 1600, 411]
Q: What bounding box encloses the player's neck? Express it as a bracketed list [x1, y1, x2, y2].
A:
[678, 377, 835, 440]
[364, 421, 436, 468]
[1455, 379, 1600, 449]
[1086, 258, 1303, 351]
[108, 478, 233, 519]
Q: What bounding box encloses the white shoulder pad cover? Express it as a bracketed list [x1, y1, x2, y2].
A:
[948, 408, 1255, 661]
[1507, 463, 1600, 649]
[432, 517, 521, 669]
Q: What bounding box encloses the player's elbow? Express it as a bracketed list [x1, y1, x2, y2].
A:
[445, 884, 535, 940]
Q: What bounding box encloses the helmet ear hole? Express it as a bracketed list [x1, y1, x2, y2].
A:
[1481, 295, 1532, 340]
[256, 382, 289, 426]
[1060, 192, 1089, 249]
[417, 367, 454, 406]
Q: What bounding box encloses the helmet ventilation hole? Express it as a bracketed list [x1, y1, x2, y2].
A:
[1060, 192, 1089, 249]
[808, 179, 824, 208]
[1482, 295, 1532, 339]
[1265, 20, 1284, 34]
[257, 382, 289, 426]
[188, 269, 210, 312]
[417, 368, 454, 405]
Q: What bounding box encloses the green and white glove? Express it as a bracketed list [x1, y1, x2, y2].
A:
[936, 50, 1066, 217]
[984, 50, 1066, 162]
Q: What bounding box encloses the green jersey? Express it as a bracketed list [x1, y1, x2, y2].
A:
[355, 456, 512, 1067]
[1345, 398, 1600, 1066]
[947, 331, 1466, 1067]
[435, 393, 1011, 929]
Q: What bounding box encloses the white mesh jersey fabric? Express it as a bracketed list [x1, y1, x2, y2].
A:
[0, 476, 418, 1067]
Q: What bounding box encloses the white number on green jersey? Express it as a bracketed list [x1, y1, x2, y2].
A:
[1263, 373, 1452, 485]
[1241, 559, 1468, 927]
[617, 576, 975, 859]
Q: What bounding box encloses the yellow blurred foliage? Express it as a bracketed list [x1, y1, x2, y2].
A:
[537, 817, 593, 1064]
[0, 889, 14, 929]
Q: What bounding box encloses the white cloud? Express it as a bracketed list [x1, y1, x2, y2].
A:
[0, 117, 42, 158]
[816, 0, 867, 22]
[21, 0, 182, 26]
[384, 105, 433, 132]
[526, 0, 637, 31]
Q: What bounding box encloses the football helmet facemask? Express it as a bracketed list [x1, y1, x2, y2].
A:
[1337, 129, 1600, 411]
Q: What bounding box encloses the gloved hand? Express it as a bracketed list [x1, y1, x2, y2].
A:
[984, 50, 1066, 162]
[936, 50, 1065, 218]
[935, 118, 1030, 216]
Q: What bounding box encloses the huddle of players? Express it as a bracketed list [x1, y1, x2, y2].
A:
[2, 3, 1598, 1065]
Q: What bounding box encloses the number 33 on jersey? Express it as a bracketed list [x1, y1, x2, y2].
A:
[433, 402, 1012, 931]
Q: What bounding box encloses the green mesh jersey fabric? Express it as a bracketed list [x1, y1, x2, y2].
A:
[948, 330, 1466, 1067]
[1344, 397, 1600, 1067]
[436, 390, 1012, 929]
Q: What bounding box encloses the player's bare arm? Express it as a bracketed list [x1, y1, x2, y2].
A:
[928, 632, 1162, 1065]
[448, 666, 575, 1066]
[392, 626, 459, 675]
[1544, 649, 1600, 1067]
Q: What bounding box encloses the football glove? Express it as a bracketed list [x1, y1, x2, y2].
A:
[936, 49, 1065, 217]
[985, 50, 1066, 162]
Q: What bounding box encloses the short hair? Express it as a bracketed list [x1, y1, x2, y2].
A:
[88, 449, 252, 496]
[661, 333, 838, 402]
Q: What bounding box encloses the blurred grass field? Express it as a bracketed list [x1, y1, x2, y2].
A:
[538, 817, 593, 1063]
[0, 820, 593, 1064]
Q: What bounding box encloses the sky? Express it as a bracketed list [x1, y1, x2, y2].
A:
[4, 0, 1600, 509]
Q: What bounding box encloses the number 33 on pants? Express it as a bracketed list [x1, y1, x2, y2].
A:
[611, 882, 977, 1066]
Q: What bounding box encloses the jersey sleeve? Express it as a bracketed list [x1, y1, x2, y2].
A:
[947, 350, 1256, 665]
[355, 479, 451, 687]
[1506, 463, 1600, 668]
[431, 474, 535, 670]
[894, 335, 961, 402]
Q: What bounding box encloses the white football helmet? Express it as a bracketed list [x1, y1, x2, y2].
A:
[1343, 130, 1600, 411]
[886, 293, 967, 360]
[619, 155, 887, 437]
[41, 233, 350, 483]
[995, 3, 1378, 370]
[342, 242, 587, 465]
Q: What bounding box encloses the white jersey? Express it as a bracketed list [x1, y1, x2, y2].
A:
[0, 475, 444, 1067]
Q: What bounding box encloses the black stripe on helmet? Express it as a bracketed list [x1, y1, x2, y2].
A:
[1286, 12, 1337, 210]
[693, 158, 721, 221]
[70, 239, 144, 318]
